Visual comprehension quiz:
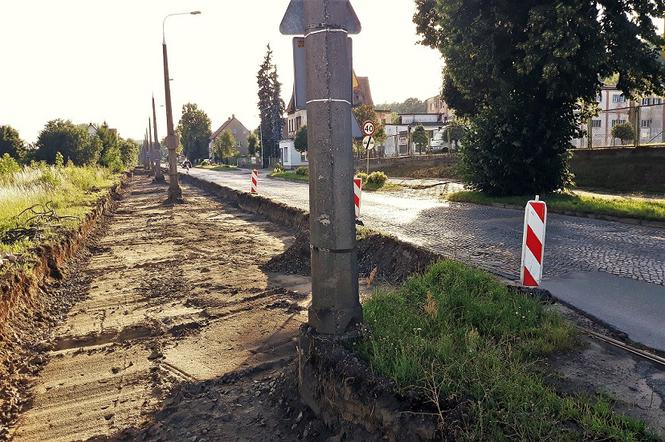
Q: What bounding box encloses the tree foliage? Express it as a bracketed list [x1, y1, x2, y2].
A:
[35, 119, 102, 166]
[611, 122, 635, 144]
[96, 123, 123, 171]
[294, 126, 308, 153]
[213, 130, 238, 161]
[0, 125, 25, 162]
[412, 125, 429, 153]
[353, 104, 386, 142]
[415, 0, 665, 195]
[247, 132, 260, 156]
[375, 98, 426, 114]
[177, 103, 212, 162]
[257, 45, 285, 167]
[119, 138, 140, 167]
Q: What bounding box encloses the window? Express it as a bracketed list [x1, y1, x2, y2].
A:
[597, 94, 603, 103]
[642, 98, 650, 105]
[612, 94, 625, 103]
[657, 98, 663, 105]
[591, 120, 601, 128]
[641, 119, 652, 128]
[611, 119, 626, 127]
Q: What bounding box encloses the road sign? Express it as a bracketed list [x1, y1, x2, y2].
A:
[520, 196, 547, 287]
[362, 120, 376, 137]
[362, 135, 375, 151]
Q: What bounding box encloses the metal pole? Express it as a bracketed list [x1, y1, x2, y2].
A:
[303, 0, 362, 335]
[152, 95, 165, 182]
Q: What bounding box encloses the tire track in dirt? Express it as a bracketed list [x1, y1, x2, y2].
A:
[9, 174, 312, 441]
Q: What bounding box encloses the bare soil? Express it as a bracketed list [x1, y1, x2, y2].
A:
[2, 172, 664, 441]
[5, 175, 322, 441]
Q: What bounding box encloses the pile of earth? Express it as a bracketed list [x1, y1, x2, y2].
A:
[262, 230, 437, 284]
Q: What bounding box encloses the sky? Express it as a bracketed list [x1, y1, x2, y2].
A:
[0, 0, 444, 143]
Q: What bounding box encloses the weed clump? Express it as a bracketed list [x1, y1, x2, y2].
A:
[359, 260, 655, 440]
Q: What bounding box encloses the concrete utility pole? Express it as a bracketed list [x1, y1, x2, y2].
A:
[162, 11, 200, 202]
[152, 95, 165, 182]
[143, 130, 150, 170]
[281, 0, 362, 335]
[148, 118, 155, 176]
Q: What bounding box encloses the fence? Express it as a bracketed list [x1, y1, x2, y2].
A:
[573, 103, 665, 148]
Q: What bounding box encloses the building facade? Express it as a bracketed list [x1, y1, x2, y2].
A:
[209, 115, 251, 159]
[573, 85, 665, 148]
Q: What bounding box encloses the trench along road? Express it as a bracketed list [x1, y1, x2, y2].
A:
[8, 174, 315, 441]
[183, 167, 665, 352]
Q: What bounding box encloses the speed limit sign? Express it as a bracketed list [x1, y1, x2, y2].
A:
[362, 120, 376, 137]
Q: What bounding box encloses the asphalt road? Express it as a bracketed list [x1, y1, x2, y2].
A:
[183, 167, 665, 351]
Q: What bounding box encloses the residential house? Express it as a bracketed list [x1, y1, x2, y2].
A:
[281, 71, 374, 167]
[209, 115, 251, 160]
[425, 95, 455, 123]
[573, 84, 665, 148]
[383, 113, 449, 157]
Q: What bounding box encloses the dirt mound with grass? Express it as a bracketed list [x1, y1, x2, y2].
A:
[262, 230, 437, 284]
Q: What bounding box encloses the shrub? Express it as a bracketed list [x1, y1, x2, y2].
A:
[295, 166, 309, 176]
[273, 163, 284, 173]
[55, 152, 65, 168]
[355, 172, 368, 183]
[611, 122, 635, 145]
[367, 171, 387, 187]
[0, 153, 21, 179]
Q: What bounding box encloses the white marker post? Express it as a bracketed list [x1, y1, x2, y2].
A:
[520, 196, 547, 287]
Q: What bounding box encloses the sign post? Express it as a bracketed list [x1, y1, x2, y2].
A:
[281, 0, 362, 336]
[520, 196, 547, 287]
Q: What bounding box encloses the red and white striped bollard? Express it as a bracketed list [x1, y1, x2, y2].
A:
[520, 196, 547, 287]
[353, 177, 362, 219]
[250, 169, 259, 194]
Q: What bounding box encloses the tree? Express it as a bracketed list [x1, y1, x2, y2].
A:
[414, 0, 665, 195]
[96, 123, 122, 171]
[0, 125, 25, 161]
[294, 126, 308, 153]
[611, 123, 635, 145]
[446, 124, 466, 149]
[213, 130, 238, 161]
[247, 132, 260, 156]
[119, 138, 140, 167]
[352, 104, 386, 143]
[257, 45, 285, 167]
[375, 98, 426, 114]
[178, 103, 212, 162]
[35, 119, 101, 166]
[412, 125, 429, 153]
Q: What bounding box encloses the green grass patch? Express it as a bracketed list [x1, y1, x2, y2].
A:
[196, 164, 238, 172]
[446, 191, 665, 222]
[358, 260, 656, 440]
[269, 171, 310, 183]
[0, 164, 120, 255]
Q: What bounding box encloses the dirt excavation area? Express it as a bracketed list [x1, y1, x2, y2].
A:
[4, 174, 325, 441]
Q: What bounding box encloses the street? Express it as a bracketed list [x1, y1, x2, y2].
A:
[184, 167, 665, 351]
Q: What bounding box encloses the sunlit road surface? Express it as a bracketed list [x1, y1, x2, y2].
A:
[183, 167, 665, 351]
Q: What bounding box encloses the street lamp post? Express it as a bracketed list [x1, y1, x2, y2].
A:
[162, 11, 201, 202]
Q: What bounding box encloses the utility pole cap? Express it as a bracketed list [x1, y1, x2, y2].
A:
[279, 0, 361, 35]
